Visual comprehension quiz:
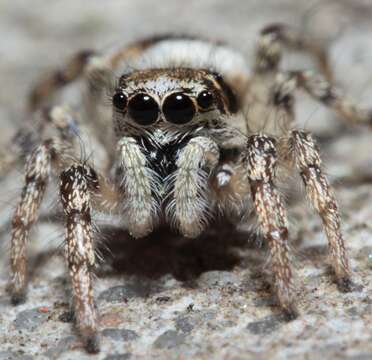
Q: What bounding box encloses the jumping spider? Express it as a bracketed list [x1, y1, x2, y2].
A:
[3, 24, 372, 353]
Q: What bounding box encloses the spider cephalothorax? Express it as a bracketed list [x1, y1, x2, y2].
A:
[4, 25, 371, 353]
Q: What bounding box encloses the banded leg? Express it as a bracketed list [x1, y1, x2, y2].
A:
[117, 137, 159, 238]
[244, 134, 297, 317]
[10, 141, 52, 304]
[8, 103, 84, 302]
[0, 105, 78, 179]
[60, 165, 100, 353]
[255, 23, 331, 80]
[288, 130, 351, 290]
[29, 50, 96, 111]
[290, 70, 372, 127]
[267, 70, 372, 129]
[171, 136, 219, 238]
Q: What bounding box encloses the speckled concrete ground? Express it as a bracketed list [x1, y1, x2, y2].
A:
[0, 1, 371, 359]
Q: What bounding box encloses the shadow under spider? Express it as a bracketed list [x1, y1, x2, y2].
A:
[9, 217, 267, 296]
[95, 220, 263, 282]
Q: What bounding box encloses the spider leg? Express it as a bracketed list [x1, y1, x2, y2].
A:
[29, 50, 96, 111]
[10, 142, 51, 304]
[11, 133, 119, 351]
[116, 136, 159, 238]
[252, 24, 372, 129]
[169, 136, 219, 238]
[257, 71, 352, 289]
[9, 137, 66, 303]
[60, 164, 100, 353]
[10, 139, 71, 305]
[7, 105, 83, 301]
[285, 130, 352, 291]
[244, 134, 297, 317]
[289, 70, 372, 127]
[265, 70, 372, 130]
[28, 38, 155, 111]
[254, 23, 332, 81]
[8, 104, 120, 304]
[0, 105, 79, 178]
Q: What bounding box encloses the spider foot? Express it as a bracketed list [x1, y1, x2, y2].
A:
[84, 333, 100, 354]
[59, 310, 75, 323]
[282, 306, 299, 321]
[10, 292, 26, 306]
[336, 276, 355, 293]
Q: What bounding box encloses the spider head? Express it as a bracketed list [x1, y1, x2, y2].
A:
[112, 68, 238, 133]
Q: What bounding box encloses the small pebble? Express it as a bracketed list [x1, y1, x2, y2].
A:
[246, 314, 289, 335]
[98, 284, 149, 303]
[101, 328, 139, 342]
[153, 330, 185, 349]
[104, 353, 132, 360]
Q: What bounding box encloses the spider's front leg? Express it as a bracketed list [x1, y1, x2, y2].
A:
[117, 137, 159, 238]
[285, 130, 352, 290]
[244, 134, 298, 318]
[171, 136, 219, 238]
[60, 164, 100, 353]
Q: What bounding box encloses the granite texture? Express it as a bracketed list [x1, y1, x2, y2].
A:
[0, 1, 371, 359]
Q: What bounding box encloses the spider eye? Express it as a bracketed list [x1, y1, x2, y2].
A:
[128, 93, 159, 126]
[163, 92, 195, 125]
[112, 92, 127, 110]
[197, 90, 214, 109]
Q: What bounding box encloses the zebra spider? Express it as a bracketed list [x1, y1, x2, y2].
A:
[4, 24, 371, 353]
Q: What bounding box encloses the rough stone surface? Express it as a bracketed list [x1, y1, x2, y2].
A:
[1, 1, 372, 359]
[103, 354, 132, 360]
[101, 329, 139, 342]
[246, 314, 289, 335]
[98, 284, 152, 304]
[174, 310, 217, 333]
[0, 352, 33, 360]
[152, 330, 185, 349]
[13, 308, 50, 332]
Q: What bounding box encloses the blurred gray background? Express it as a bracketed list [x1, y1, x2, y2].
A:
[0, 1, 371, 359]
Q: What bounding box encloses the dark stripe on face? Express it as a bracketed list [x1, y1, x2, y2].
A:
[211, 72, 239, 113]
[202, 78, 227, 115]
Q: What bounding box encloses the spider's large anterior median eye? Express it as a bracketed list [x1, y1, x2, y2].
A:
[197, 90, 214, 110]
[112, 92, 127, 111]
[163, 92, 196, 125]
[128, 93, 159, 126]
